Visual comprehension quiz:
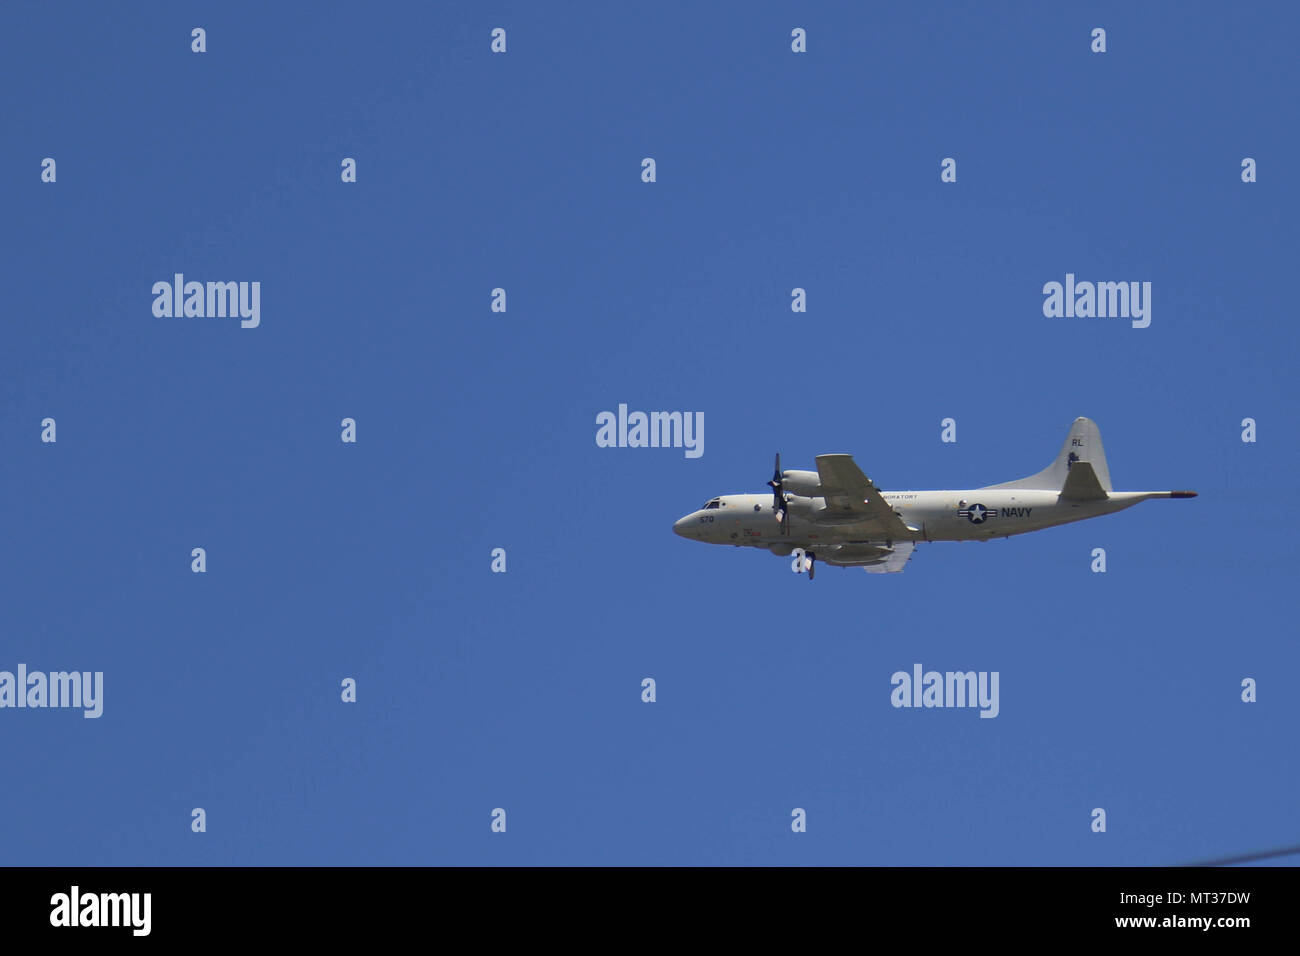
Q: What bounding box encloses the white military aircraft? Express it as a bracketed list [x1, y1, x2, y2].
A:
[672, 417, 1196, 578]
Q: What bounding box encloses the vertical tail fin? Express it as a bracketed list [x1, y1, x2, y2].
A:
[984, 417, 1113, 492]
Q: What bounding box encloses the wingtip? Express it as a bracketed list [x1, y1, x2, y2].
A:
[1170, 490, 1198, 498]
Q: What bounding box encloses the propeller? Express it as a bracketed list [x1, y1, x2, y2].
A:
[767, 453, 789, 534]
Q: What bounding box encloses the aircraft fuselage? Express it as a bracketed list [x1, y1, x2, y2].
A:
[673, 419, 1195, 573]
[673, 488, 1175, 552]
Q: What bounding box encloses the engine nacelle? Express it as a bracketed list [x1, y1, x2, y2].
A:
[781, 469, 822, 497]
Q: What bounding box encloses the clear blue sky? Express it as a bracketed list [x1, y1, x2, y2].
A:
[1, 1, 1296, 865]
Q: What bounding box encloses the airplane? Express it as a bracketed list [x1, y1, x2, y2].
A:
[672, 417, 1196, 578]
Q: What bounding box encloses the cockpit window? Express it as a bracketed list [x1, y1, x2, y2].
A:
[703, 498, 721, 510]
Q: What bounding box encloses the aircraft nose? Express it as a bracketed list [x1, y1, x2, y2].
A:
[673, 515, 693, 538]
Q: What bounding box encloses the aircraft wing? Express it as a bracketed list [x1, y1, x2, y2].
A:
[863, 540, 915, 573]
[814, 454, 913, 538]
[825, 540, 917, 573]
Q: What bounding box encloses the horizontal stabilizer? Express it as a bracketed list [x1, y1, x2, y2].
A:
[1059, 461, 1108, 501]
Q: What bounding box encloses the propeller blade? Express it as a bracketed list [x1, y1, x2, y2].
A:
[764, 452, 785, 535]
[768, 452, 789, 534]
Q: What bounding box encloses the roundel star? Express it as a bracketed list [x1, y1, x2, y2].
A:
[967, 503, 988, 523]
